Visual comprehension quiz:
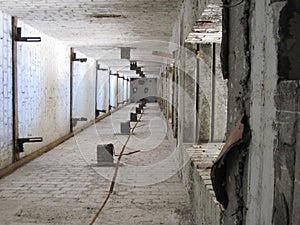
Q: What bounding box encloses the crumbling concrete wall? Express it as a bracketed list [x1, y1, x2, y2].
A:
[169, 0, 209, 147]
[272, 3, 300, 224]
[165, 0, 228, 224]
[278, 0, 300, 80]
[0, 12, 13, 169]
[219, 0, 300, 224]
[182, 43, 196, 143]
[220, 0, 279, 223]
[274, 81, 300, 225]
[198, 43, 227, 143]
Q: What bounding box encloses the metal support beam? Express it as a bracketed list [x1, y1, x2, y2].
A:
[116, 74, 119, 107]
[194, 44, 200, 143]
[12, 16, 19, 162]
[15, 27, 41, 42]
[210, 43, 216, 142]
[108, 69, 111, 111]
[70, 48, 74, 132]
[95, 62, 99, 118]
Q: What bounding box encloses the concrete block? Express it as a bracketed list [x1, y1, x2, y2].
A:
[121, 47, 130, 59]
[120, 121, 130, 134]
[130, 113, 137, 122]
[136, 107, 142, 114]
[97, 144, 114, 164]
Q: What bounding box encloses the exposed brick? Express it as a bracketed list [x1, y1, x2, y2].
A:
[275, 81, 300, 111]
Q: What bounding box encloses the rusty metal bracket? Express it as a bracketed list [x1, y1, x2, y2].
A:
[71, 53, 87, 62]
[130, 61, 138, 70]
[15, 27, 41, 42]
[72, 117, 88, 127]
[96, 110, 106, 117]
[17, 137, 43, 152]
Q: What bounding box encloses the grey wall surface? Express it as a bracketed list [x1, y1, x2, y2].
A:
[158, 1, 228, 224]
[130, 78, 157, 103]
[219, 1, 300, 225]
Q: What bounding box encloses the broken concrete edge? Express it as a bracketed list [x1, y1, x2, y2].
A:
[183, 143, 224, 200]
[0, 104, 129, 179]
[210, 114, 251, 209]
[182, 143, 225, 223]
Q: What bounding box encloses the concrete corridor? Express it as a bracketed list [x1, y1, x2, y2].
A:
[0, 103, 194, 225]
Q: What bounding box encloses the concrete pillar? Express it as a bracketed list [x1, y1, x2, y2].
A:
[182, 43, 196, 143]
[109, 74, 118, 108]
[0, 12, 13, 168]
[96, 66, 109, 114]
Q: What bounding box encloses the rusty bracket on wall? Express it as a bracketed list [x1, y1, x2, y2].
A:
[97, 65, 108, 71]
[71, 53, 87, 63]
[72, 117, 88, 127]
[96, 109, 106, 117]
[130, 61, 138, 70]
[15, 27, 41, 42]
[17, 137, 43, 152]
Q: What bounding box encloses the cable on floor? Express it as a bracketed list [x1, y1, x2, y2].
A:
[89, 112, 143, 225]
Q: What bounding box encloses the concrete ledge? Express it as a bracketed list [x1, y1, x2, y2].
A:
[182, 143, 224, 225]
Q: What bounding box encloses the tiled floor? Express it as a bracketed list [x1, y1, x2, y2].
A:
[0, 103, 195, 225]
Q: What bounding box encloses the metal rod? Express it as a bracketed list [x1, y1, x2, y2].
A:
[195, 44, 200, 143]
[116, 75, 119, 107]
[12, 17, 19, 162]
[221, 0, 230, 79]
[95, 62, 99, 118]
[210, 43, 216, 142]
[70, 48, 74, 132]
[127, 79, 130, 102]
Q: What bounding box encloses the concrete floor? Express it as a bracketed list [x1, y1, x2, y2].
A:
[0, 103, 195, 225]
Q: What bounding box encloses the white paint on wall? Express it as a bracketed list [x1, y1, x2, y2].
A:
[0, 11, 13, 169]
[96, 67, 109, 113]
[110, 75, 118, 108]
[72, 51, 96, 129]
[16, 21, 71, 156]
[118, 76, 124, 105]
[246, 1, 283, 224]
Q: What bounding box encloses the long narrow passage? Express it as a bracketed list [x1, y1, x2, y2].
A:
[0, 103, 194, 225]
